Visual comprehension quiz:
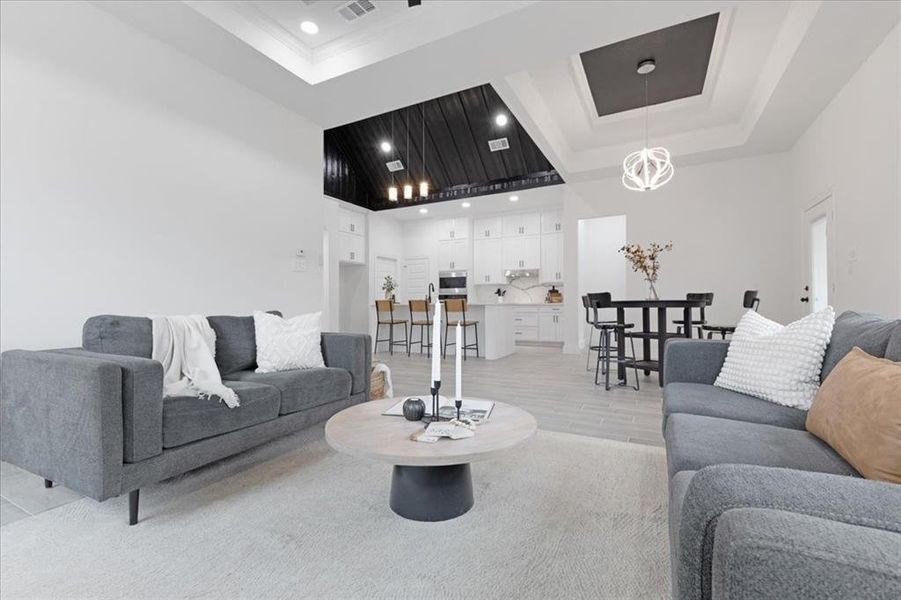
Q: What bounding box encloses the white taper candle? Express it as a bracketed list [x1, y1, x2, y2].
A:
[431, 297, 441, 384]
[455, 322, 462, 401]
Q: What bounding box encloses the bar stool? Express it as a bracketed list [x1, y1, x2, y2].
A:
[702, 290, 761, 339]
[589, 293, 640, 391]
[443, 299, 479, 360]
[674, 292, 714, 337]
[407, 299, 432, 357]
[374, 299, 408, 355]
[582, 294, 616, 371]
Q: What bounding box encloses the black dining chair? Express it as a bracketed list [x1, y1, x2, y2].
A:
[673, 292, 714, 338]
[588, 293, 640, 391]
[702, 290, 761, 339]
[582, 294, 616, 371]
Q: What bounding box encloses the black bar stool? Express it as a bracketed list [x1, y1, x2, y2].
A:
[674, 292, 714, 337]
[589, 292, 640, 391]
[582, 294, 616, 371]
[702, 290, 761, 339]
[374, 299, 408, 355]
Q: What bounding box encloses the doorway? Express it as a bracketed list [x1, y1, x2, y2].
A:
[805, 195, 834, 313]
[577, 215, 627, 349]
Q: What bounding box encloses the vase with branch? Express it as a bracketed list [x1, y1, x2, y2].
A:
[382, 275, 397, 301]
[619, 242, 673, 300]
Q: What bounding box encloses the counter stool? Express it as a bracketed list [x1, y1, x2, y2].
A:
[673, 292, 714, 337]
[589, 293, 640, 391]
[407, 299, 432, 357]
[443, 299, 479, 360]
[702, 290, 761, 339]
[582, 294, 616, 371]
[374, 299, 408, 355]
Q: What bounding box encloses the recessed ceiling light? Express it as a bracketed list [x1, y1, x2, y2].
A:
[380, 141, 392, 153]
[461, 202, 471, 208]
[419, 208, 428, 214]
[300, 21, 319, 35]
[509, 195, 519, 202]
[495, 113, 508, 127]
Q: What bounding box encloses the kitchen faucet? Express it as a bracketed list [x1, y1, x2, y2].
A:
[427, 283, 435, 304]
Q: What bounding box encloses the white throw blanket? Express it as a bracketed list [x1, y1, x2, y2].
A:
[151, 315, 240, 408]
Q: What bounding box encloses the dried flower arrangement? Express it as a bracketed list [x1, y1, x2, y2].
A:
[619, 242, 673, 300]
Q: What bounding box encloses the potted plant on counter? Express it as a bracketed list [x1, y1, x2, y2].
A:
[382, 275, 397, 302]
[494, 288, 507, 304]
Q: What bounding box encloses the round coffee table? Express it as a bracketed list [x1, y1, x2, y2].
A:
[325, 398, 536, 522]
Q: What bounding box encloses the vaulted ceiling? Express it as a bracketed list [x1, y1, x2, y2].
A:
[324, 84, 561, 211]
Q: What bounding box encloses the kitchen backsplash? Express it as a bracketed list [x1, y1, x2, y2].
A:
[471, 276, 563, 304]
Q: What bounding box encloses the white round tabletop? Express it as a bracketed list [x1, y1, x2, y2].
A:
[325, 398, 537, 467]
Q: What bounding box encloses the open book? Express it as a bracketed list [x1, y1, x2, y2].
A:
[383, 396, 495, 423]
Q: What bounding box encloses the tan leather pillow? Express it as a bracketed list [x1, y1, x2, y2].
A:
[806, 347, 901, 483]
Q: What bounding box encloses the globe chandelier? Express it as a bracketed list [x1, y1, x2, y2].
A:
[622, 59, 674, 192]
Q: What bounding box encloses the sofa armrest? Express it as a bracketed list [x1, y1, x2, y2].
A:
[664, 340, 730, 385]
[712, 508, 901, 599]
[52, 348, 163, 463]
[677, 464, 901, 600]
[0, 350, 126, 501]
[321, 333, 371, 397]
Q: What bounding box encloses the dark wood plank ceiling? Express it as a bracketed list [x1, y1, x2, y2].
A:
[324, 84, 562, 211]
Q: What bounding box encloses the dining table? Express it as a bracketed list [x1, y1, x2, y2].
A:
[611, 298, 710, 387]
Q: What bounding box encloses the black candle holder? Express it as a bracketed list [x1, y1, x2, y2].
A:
[455, 399, 462, 421]
[426, 380, 442, 423]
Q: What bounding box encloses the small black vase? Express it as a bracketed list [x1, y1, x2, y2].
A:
[402, 397, 426, 421]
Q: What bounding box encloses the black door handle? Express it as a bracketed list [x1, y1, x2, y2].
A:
[800, 297, 809, 303]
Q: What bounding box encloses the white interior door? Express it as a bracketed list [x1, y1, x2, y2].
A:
[804, 195, 834, 313]
[403, 257, 430, 302]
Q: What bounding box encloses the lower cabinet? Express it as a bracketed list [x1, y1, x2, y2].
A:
[513, 306, 564, 342]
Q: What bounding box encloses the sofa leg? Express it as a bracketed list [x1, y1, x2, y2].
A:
[44, 479, 53, 488]
[129, 489, 140, 526]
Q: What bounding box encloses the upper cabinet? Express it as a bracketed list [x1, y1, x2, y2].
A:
[502, 212, 541, 237]
[540, 232, 564, 283]
[437, 218, 470, 241]
[339, 208, 365, 236]
[541, 210, 563, 234]
[473, 216, 503, 239]
[437, 238, 471, 272]
[502, 235, 541, 271]
[473, 238, 504, 284]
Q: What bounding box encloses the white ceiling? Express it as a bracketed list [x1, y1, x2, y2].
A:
[95, 0, 900, 181]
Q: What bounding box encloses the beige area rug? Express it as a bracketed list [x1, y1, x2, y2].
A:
[0, 425, 670, 599]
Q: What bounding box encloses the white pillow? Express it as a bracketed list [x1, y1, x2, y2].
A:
[253, 310, 325, 373]
[714, 307, 835, 409]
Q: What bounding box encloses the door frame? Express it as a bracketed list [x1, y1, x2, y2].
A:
[803, 192, 836, 313]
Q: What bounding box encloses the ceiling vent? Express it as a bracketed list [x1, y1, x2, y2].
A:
[338, 0, 376, 22]
[386, 160, 405, 172]
[488, 137, 510, 152]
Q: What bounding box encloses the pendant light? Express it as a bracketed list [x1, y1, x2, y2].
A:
[388, 111, 398, 201]
[403, 107, 413, 200]
[622, 59, 674, 192]
[419, 103, 429, 198]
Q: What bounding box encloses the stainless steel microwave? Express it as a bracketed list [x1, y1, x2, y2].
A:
[438, 270, 468, 300]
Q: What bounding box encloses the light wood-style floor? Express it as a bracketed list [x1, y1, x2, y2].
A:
[375, 344, 665, 447]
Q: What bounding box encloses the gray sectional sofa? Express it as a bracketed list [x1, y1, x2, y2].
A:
[662, 311, 901, 599]
[0, 314, 371, 524]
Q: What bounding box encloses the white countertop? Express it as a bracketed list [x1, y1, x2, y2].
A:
[468, 302, 563, 307]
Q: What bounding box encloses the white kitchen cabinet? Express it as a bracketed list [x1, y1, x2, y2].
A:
[338, 208, 365, 236]
[437, 238, 471, 271]
[502, 212, 541, 237]
[513, 307, 539, 341]
[538, 306, 564, 342]
[338, 231, 365, 264]
[473, 238, 504, 284]
[502, 235, 540, 270]
[540, 231, 564, 283]
[438, 218, 470, 241]
[473, 216, 503, 239]
[541, 210, 563, 234]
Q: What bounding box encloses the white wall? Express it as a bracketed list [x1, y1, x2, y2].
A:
[562, 154, 797, 353]
[0, 1, 327, 350]
[790, 24, 901, 318]
[577, 215, 627, 347]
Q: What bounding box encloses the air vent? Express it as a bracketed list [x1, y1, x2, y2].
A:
[386, 160, 405, 172]
[338, 0, 376, 22]
[488, 137, 510, 152]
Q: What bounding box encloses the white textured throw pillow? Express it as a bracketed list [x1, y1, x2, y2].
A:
[714, 307, 835, 409]
[254, 310, 325, 373]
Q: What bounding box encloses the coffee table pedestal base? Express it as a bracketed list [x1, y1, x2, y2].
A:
[389, 464, 474, 522]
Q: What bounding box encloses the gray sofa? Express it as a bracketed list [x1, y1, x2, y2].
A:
[0, 314, 371, 525]
[663, 310, 901, 600]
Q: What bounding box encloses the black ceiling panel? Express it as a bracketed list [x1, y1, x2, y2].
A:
[580, 13, 719, 117]
[324, 84, 561, 211]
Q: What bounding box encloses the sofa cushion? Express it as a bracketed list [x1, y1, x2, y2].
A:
[82, 315, 153, 358]
[162, 381, 280, 448]
[821, 311, 900, 380]
[664, 413, 858, 479]
[206, 311, 281, 375]
[224, 368, 351, 415]
[663, 382, 807, 432]
[668, 470, 697, 600]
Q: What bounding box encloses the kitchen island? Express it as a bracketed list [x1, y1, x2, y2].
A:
[467, 302, 564, 360]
